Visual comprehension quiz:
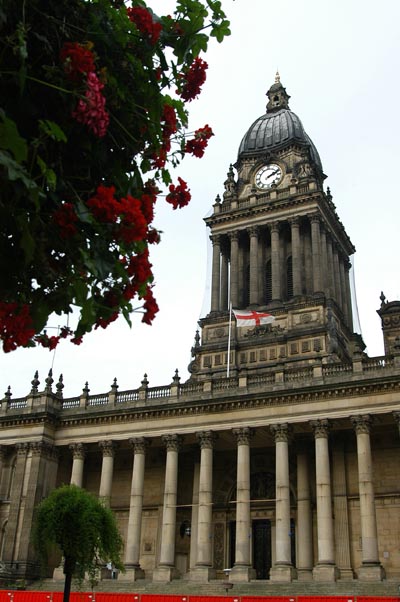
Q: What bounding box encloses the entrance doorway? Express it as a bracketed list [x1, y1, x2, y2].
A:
[252, 519, 271, 579]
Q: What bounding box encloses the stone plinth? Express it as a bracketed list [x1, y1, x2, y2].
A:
[189, 566, 216, 582]
[229, 564, 256, 582]
[313, 563, 339, 581]
[118, 565, 145, 581]
[152, 565, 180, 582]
[358, 563, 385, 581]
[270, 563, 297, 582]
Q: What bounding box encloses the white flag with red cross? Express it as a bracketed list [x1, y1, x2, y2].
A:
[232, 309, 275, 327]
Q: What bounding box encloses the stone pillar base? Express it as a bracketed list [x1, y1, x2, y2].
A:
[189, 566, 216, 582]
[229, 565, 256, 582]
[296, 568, 313, 581]
[358, 563, 385, 581]
[270, 564, 297, 582]
[118, 565, 145, 581]
[312, 563, 339, 581]
[338, 568, 355, 581]
[152, 565, 180, 582]
[53, 566, 64, 581]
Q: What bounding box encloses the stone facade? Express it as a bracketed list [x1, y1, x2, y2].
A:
[0, 75, 399, 586]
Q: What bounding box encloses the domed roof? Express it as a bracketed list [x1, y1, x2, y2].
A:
[237, 74, 323, 173]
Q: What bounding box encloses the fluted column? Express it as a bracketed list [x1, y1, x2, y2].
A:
[332, 243, 342, 310]
[310, 215, 322, 293]
[310, 419, 338, 581]
[351, 415, 384, 580]
[332, 437, 353, 579]
[270, 222, 281, 301]
[229, 232, 239, 308]
[249, 227, 259, 306]
[220, 250, 229, 312]
[270, 424, 295, 582]
[120, 437, 149, 581]
[325, 233, 334, 298]
[70, 443, 85, 487]
[230, 427, 255, 582]
[320, 224, 328, 295]
[339, 257, 348, 324]
[290, 217, 302, 297]
[190, 463, 200, 569]
[0, 446, 7, 499]
[192, 431, 216, 581]
[210, 235, 221, 313]
[153, 434, 183, 582]
[2, 443, 29, 564]
[296, 446, 313, 581]
[98, 440, 116, 506]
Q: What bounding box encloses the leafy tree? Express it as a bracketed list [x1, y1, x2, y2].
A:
[32, 484, 124, 602]
[0, 0, 230, 352]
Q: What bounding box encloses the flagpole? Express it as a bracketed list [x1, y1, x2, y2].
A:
[227, 302, 232, 378]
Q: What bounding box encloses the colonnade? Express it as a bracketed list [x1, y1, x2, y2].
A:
[210, 213, 353, 329]
[65, 415, 384, 583]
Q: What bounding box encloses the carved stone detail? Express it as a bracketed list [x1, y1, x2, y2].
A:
[161, 434, 183, 452]
[129, 437, 150, 455]
[196, 431, 217, 449]
[310, 419, 330, 438]
[270, 423, 292, 443]
[232, 426, 254, 445]
[69, 442, 86, 460]
[99, 440, 116, 457]
[351, 414, 372, 435]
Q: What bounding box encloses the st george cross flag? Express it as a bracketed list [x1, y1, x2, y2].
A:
[233, 309, 275, 327]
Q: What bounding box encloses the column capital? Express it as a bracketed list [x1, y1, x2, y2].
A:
[0, 445, 7, 461]
[288, 216, 300, 228]
[129, 437, 150, 454]
[248, 226, 259, 238]
[270, 423, 292, 443]
[99, 440, 117, 457]
[30, 441, 55, 458]
[232, 427, 254, 445]
[351, 414, 372, 435]
[210, 234, 221, 246]
[269, 221, 281, 234]
[16, 442, 29, 456]
[228, 231, 239, 242]
[196, 431, 217, 449]
[162, 433, 183, 452]
[69, 442, 86, 460]
[309, 213, 320, 224]
[310, 419, 330, 438]
[393, 411, 400, 428]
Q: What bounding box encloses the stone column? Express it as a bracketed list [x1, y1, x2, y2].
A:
[270, 222, 281, 301]
[249, 227, 259, 306]
[351, 415, 385, 581]
[220, 250, 229, 312]
[0, 445, 7, 499]
[339, 258, 349, 324]
[2, 443, 29, 565]
[290, 217, 302, 297]
[191, 431, 216, 581]
[120, 437, 149, 581]
[296, 446, 313, 581]
[325, 233, 334, 298]
[320, 224, 328, 295]
[210, 235, 221, 313]
[332, 244, 342, 311]
[310, 215, 322, 293]
[230, 427, 255, 582]
[153, 434, 182, 582]
[190, 463, 200, 569]
[270, 424, 296, 582]
[98, 440, 116, 506]
[69, 443, 85, 487]
[310, 419, 338, 581]
[332, 437, 353, 580]
[229, 232, 239, 309]
[345, 260, 354, 330]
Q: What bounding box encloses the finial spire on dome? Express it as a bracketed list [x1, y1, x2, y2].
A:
[275, 70, 280, 84]
[266, 72, 290, 113]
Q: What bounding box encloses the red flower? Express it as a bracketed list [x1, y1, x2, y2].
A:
[162, 104, 177, 139]
[71, 336, 83, 345]
[53, 202, 78, 238]
[117, 195, 148, 244]
[185, 124, 214, 158]
[166, 177, 191, 209]
[141, 287, 159, 324]
[151, 147, 167, 169]
[147, 228, 160, 244]
[178, 57, 208, 102]
[60, 42, 95, 82]
[127, 6, 162, 45]
[72, 72, 109, 138]
[126, 249, 152, 282]
[95, 311, 119, 330]
[87, 185, 119, 222]
[0, 302, 35, 352]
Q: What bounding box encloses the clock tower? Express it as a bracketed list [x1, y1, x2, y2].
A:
[189, 73, 362, 380]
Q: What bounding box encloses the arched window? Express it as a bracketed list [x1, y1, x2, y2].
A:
[287, 256, 293, 300]
[265, 260, 272, 304]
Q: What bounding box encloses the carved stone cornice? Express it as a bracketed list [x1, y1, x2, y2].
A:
[196, 431, 217, 449]
[30, 441, 55, 457]
[16, 442, 29, 456]
[351, 414, 372, 435]
[210, 234, 221, 247]
[69, 442, 85, 460]
[98, 440, 117, 457]
[310, 419, 330, 438]
[161, 434, 183, 452]
[129, 437, 150, 455]
[270, 423, 292, 443]
[232, 427, 254, 445]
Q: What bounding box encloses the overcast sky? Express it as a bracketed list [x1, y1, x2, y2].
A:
[2, 0, 400, 399]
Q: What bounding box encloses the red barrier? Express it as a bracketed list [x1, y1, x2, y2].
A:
[242, 597, 294, 602]
[141, 596, 188, 602]
[298, 598, 355, 602]
[191, 597, 240, 602]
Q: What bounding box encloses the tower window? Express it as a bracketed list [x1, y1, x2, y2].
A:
[265, 260, 272, 303]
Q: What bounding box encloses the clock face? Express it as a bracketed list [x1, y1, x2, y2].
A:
[255, 164, 282, 189]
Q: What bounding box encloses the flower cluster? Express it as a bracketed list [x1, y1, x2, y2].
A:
[127, 6, 162, 45]
[60, 42, 96, 82]
[185, 124, 214, 158]
[151, 104, 178, 169]
[166, 177, 191, 209]
[52, 202, 78, 239]
[179, 57, 208, 102]
[0, 302, 36, 353]
[72, 71, 110, 138]
[141, 287, 159, 325]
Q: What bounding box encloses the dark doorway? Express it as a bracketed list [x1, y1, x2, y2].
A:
[252, 519, 272, 579]
[229, 521, 236, 568]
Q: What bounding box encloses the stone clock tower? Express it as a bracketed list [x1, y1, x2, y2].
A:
[189, 74, 362, 380]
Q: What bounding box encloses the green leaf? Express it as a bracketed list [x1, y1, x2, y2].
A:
[0, 150, 36, 189]
[0, 113, 28, 162]
[38, 119, 67, 143]
[36, 155, 57, 191]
